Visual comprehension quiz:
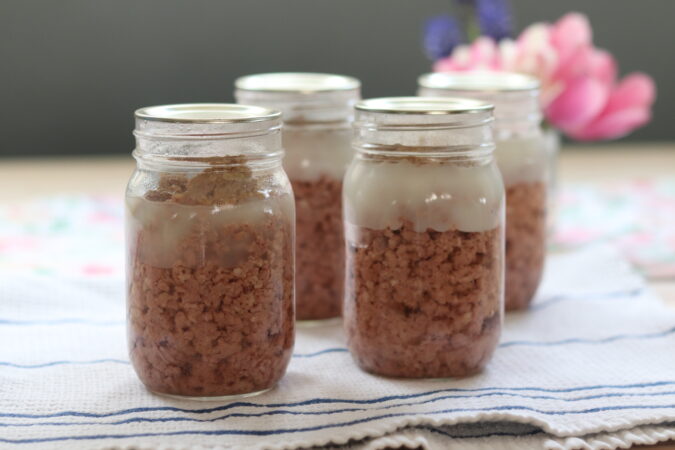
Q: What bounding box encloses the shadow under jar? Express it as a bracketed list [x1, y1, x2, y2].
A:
[126, 104, 295, 400]
[235, 73, 361, 322]
[344, 97, 505, 378]
[419, 72, 548, 311]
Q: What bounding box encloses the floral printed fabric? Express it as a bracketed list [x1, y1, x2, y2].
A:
[553, 180, 675, 279]
[0, 180, 674, 279]
[0, 196, 123, 278]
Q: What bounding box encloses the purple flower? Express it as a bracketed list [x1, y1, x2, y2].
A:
[476, 0, 513, 41]
[423, 15, 464, 61]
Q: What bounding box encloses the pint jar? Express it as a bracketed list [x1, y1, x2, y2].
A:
[344, 97, 504, 378]
[419, 72, 547, 310]
[235, 73, 360, 321]
[126, 104, 295, 399]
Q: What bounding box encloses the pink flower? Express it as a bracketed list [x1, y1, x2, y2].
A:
[550, 13, 592, 70]
[545, 76, 610, 132]
[432, 12, 656, 141]
[511, 24, 558, 85]
[544, 14, 655, 141]
[433, 37, 502, 72]
[563, 73, 655, 141]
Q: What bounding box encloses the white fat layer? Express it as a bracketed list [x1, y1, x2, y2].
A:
[282, 128, 354, 181]
[495, 135, 548, 186]
[126, 195, 294, 268]
[343, 159, 504, 233]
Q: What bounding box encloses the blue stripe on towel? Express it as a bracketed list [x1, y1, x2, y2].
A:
[530, 287, 644, 311]
[293, 348, 349, 357]
[499, 325, 675, 348]
[1, 381, 673, 419]
[3, 323, 675, 369]
[5, 388, 675, 428]
[0, 359, 129, 369]
[4, 403, 675, 444]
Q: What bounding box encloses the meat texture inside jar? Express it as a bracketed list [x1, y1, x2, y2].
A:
[282, 128, 353, 320]
[493, 137, 548, 310]
[345, 222, 502, 378]
[504, 181, 547, 310]
[126, 160, 294, 397]
[343, 153, 504, 379]
[291, 176, 344, 320]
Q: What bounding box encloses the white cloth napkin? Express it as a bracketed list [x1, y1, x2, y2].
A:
[2, 244, 675, 450]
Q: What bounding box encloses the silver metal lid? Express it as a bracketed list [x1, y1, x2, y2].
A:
[418, 71, 539, 92]
[355, 97, 493, 115]
[235, 73, 360, 94]
[134, 103, 280, 124]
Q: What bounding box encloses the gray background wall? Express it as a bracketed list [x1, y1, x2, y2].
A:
[1, 0, 673, 157]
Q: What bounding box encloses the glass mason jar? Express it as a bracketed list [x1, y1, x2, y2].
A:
[235, 73, 361, 321]
[419, 72, 547, 311]
[543, 127, 560, 237]
[344, 97, 504, 378]
[126, 104, 295, 400]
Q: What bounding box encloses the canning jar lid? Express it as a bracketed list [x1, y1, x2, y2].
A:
[135, 103, 280, 124]
[235, 73, 360, 94]
[355, 97, 493, 115]
[133, 104, 283, 165]
[418, 71, 539, 92]
[353, 97, 495, 157]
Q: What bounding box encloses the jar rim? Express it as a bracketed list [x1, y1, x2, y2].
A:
[135, 103, 281, 124]
[235, 73, 361, 94]
[418, 71, 540, 92]
[355, 97, 493, 115]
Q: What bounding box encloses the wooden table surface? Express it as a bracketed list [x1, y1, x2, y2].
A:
[3, 142, 675, 448]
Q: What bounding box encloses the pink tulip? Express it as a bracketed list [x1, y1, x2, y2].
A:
[432, 12, 656, 141]
[566, 73, 655, 141]
[545, 76, 610, 133]
[509, 23, 560, 105]
[512, 24, 558, 82]
[434, 37, 501, 72]
[552, 46, 617, 87]
[587, 49, 617, 85]
[550, 12, 592, 66]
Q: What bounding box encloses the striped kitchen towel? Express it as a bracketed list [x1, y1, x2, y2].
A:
[2, 244, 675, 450]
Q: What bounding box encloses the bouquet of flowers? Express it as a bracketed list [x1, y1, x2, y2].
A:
[424, 1, 656, 141]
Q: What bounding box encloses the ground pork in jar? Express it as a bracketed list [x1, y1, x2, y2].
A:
[418, 72, 549, 312]
[345, 222, 502, 378]
[127, 163, 294, 398]
[291, 175, 344, 320]
[496, 137, 548, 310]
[278, 124, 355, 321]
[504, 181, 547, 310]
[235, 74, 361, 322]
[343, 155, 504, 378]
